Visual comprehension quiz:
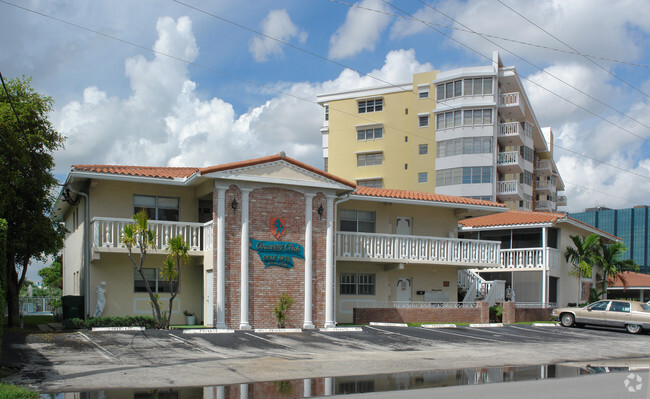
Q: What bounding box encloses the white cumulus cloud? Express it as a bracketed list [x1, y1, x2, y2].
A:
[249, 9, 307, 62]
[328, 0, 392, 59]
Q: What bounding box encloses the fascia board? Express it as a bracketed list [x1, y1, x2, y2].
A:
[207, 172, 353, 191]
[349, 194, 509, 213]
[317, 84, 412, 103]
[68, 171, 191, 186]
[459, 222, 553, 231]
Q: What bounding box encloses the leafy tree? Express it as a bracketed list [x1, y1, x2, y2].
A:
[122, 210, 164, 328]
[565, 233, 599, 304]
[38, 254, 63, 290]
[0, 75, 66, 327]
[160, 235, 189, 328]
[593, 241, 639, 298]
[0, 219, 7, 332]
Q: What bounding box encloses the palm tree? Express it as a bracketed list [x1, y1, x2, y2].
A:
[594, 241, 639, 298]
[123, 210, 164, 327]
[565, 233, 599, 304]
[160, 235, 190, 328]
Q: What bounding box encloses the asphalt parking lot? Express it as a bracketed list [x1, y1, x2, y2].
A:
[3, 324, 650, 392]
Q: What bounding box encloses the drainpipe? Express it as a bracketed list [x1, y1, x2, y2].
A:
[68, 187, 90, 319]
[542, 227, 547, 306]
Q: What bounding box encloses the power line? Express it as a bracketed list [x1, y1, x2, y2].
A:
[407, 0, 650, 134]
[329, 0, 650, 69]
[2, 0, 644, 206]
[495, 0, 650, 99]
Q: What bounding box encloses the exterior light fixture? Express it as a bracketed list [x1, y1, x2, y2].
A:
[317, 204, 324, 219]
[231, 198, 238, 212]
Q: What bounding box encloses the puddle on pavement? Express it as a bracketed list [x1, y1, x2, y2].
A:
[40, 362, 650, 398]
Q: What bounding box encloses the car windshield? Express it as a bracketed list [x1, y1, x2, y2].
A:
[642, 303, 650, 311]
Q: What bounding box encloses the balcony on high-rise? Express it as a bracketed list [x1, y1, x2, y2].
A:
[535, 159, 553, 176]
[498, 92, 525, 120]
[496, 151, 524, 175]
[498, 121, 533, 148]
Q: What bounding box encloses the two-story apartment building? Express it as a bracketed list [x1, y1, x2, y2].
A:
[317, 51, 566, 212]
[54, 154, 609, 327]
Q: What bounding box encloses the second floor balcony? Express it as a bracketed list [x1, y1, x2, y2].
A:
[90, 217, 213, 256]
[336, 232, 501, 267]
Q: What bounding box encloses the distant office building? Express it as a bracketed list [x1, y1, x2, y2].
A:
[570, 206, 650, 274]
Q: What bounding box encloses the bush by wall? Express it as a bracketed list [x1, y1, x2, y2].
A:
[63, 316, 157, 329]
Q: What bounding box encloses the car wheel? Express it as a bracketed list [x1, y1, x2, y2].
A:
[626, 324, 642, 334]
[560, 313, 575, 327]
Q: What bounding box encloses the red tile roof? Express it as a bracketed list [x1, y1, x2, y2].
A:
[608, 271, 650, 288]
[353, 187, 506, 208]
[73, 165, 199, 179]
[459, 210, 620, 240]
[73, 153, 356, 187]
[459, 210, 567, 228]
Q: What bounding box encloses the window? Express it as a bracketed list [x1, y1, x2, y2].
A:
[340, 210, 376, 232]
[465, 195, 492, 201]
[324, 105, 329, 121]
[609, 301, 630, 313]
[357, 179, 382, 188]
[520, 171, 533, 186]
[519, 146, 534, 162]
[340, 273, 376, 295]
[134, 195, 180, 221]
[134, 268, 178, 293]
[418, 85, 429, 99]
[436, 137, 492, 158]
[323, 157, 328, 172]
[358, 98, 383, 113]
[418, 114, 429, 127]
[436, 167, 492, 187]
[357, 153, 382, 167]
[437, 78, 492, 100]
[436, 109, 492, 130]
[418, 172, 428, 183]
[357, 126, 383, 141]
[587, 301, 609, 311]
[419, 144, 428, 155]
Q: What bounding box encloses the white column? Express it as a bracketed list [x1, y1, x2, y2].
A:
[324, 377, 333, 396]
[215, 185, 228, 329]
[324, 195, 336, 328]
[542, 227, 547, 306]
[303, 193, 315, 329]
[239, 383, 248, 399]
[240, 188, 252, 330]
[303, 378, 312, 398]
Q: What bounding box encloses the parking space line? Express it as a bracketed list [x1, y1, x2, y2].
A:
[243, 332, 295, 350]
[366, 326, 421, 340]
[421, 327, 503, 343]
[77, 332, 115, 359]
[168, 333, 215, 355]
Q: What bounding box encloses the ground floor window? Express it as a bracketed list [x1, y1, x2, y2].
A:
[340, 273, 376, 295]
[134, 268, 178, 293]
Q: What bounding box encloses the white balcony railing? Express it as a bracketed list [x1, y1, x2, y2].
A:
[535, 200, 556, 212]
[336, 232, 501, 265]
[500, 248, 544, 269]
[497, 151, 519, 165]
[91, 217, 213, 252]
[557, 195, 567, 206]
[535, 159, 553, 175]
[496, 180, 523, 195]
[499, 92, 520, 107]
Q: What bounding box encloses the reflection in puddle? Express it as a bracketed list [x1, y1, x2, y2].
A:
[40, 363, 648, 398]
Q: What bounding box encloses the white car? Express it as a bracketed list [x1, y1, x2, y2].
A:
[551, 300, 650, 334]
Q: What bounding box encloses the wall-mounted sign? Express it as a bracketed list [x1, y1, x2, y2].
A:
[270, 217, 286, 240]
[250, 238, 304, 268]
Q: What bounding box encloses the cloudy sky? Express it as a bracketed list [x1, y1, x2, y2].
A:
[2, 1, 650, 219]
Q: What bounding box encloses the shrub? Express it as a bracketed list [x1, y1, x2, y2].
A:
[63, 316, 157, 329]
[274, 293, 294, 328]
[489, 305, 503, 323]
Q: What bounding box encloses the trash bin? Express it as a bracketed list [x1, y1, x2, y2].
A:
[62, 295, 85, 320]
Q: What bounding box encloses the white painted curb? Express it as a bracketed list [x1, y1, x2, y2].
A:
[421, 324, 457, 329]
[532, 323, 559, 327]
[182, 329, 235, 334]
[369, 322, 408, 327]
[468, 323, 503, 328]
[254, 328, 302, 333]
[91, 326, 144, 332]
[319, 327, 363, 332]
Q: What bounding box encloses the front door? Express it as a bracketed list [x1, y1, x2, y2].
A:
[396, 217, 412, 235]
[396, 278, 412, 302]
[205, 270, 213, 326]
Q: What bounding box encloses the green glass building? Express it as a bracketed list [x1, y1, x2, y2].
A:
[569, 206, 650, 274]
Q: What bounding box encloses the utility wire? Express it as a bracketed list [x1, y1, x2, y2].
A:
[406, 0, 650, 133]
[496, 0, 650, 99]
[1, 0, 645, 205]
[329, 0, 650, 69]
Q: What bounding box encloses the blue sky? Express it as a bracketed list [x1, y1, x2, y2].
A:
[1, 0, 650, 280]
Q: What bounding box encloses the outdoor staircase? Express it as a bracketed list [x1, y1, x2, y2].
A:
[457, 269, 505, 307]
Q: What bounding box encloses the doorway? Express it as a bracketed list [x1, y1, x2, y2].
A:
[396, 277, 412, 302]
[396, 217, 412, 235]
